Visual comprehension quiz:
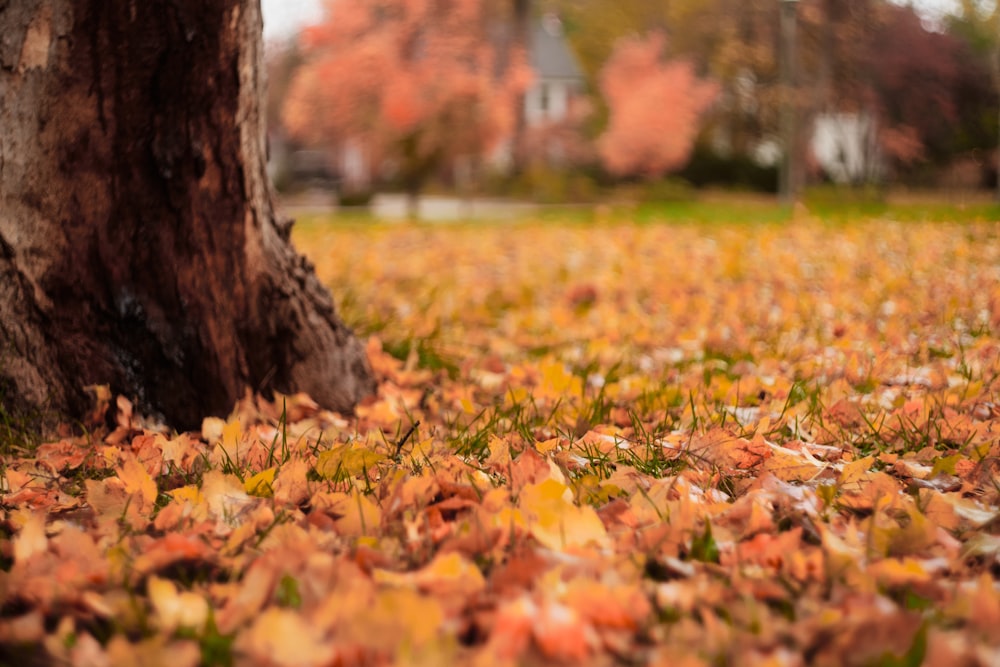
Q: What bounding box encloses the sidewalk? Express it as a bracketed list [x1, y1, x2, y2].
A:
[276, 192, 540, 221]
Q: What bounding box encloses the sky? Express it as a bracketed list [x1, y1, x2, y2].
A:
[260, 0, 965, 41]
[262, 0, 323, 40]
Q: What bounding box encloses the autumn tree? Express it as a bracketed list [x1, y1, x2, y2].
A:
[944, 2, 1000, 186]
[597, 33, 718, 179]
[0, 0, 375, 431]
[282, 0, 531, 216]
[795, 1, 993, 182]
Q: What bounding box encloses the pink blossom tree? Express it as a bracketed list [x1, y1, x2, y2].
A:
[597, 33, 718, 180]
[283, 0, 531, 216]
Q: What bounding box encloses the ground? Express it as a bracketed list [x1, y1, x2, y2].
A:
[2, 206, 1000, 666]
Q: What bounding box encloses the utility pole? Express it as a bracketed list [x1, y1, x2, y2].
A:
[779, 0, 800, 205]
[511, 0, 531, 176]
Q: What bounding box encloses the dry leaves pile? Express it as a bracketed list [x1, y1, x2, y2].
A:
[3, 218, 1000, 666]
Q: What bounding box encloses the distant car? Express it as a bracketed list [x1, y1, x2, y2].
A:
[288, 150, 340, 191]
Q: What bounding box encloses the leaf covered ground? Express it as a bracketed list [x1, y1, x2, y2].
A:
[3, 216, 1000, 666]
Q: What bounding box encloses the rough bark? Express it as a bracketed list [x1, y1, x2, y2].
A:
[0, 0, 375, 430]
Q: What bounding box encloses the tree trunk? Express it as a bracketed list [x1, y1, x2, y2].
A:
[510, 0, 531, 174]
[0, 0, 375, 431]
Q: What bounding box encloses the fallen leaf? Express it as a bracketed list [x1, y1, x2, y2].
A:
[13, 511, 48, 564]
[147, 576, 209, 632]
[519, 479, 610, 551]
[234, 607, 335, 667]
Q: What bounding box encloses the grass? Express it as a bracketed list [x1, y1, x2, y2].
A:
[0, 385, 43, 457]
[288, 186, 1000, 229]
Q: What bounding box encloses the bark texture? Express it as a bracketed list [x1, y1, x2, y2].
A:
[0, 0, 375, 430]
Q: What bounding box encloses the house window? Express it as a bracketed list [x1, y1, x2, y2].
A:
[539, 84, 549, 116]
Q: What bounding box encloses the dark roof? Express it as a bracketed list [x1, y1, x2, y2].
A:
[529, 18, 584, 81]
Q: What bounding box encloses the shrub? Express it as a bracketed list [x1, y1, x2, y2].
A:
[679, 145, 779, 193]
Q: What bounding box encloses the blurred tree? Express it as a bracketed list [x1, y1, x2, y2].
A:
[946, 1, 1000, 189]
[597, 33, 718, 179]
[548, 0, 670, 79]
[868, 5, 957, 166]
[666, 0, 780, 159]
[283, 0, 531, 217]
[553, 0, 780, 164]
[0, 0, 374, 431]
[800, 1, 995, 181]
[266, 40, 305, 134]
[553, 0, 999, 189]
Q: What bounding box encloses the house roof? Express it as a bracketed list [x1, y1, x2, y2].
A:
[529, 16, 584, 82]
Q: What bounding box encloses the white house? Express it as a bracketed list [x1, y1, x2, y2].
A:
[810, 112, 883, 185]
[489, 13, 587, 170]
[524, 14, 586, 128]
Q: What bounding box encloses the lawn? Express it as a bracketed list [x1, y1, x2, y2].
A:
[3, 208, 1000, 665]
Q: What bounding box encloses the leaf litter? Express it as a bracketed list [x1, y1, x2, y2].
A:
[3, 218, 1000, 665]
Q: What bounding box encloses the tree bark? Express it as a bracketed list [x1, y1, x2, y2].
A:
[0, 0, 375, 430]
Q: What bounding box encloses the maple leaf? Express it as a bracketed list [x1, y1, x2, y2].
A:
[516, 478, 611, 551]
[117, 455, 158, 507]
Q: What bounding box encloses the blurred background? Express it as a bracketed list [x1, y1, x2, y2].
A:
[261, 0, 1000, 212]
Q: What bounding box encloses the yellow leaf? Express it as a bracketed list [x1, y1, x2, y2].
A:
[210, 417, 245, 468]
[929, 454, 962, 477]
[118, 456, 158, 507]
[168, 484, 204, 504]
[234, 607, 335, 667]
[519, 479, 609, 551]
[374, 552, 486, 597]
[342, 448, 385, 476]
[535, 438, 560, 454]
[366, 588, 445, 649]
[486, 434, 511, 468]
[222, 417, 241, 451]
[521, 478, 574, 505]
[148, 576, 208, 632]
[868, 558, 933, 587]
[538, 360, 582, 400]
[869, 504, 937, 557]
[316, 445, 385, 480]
[312, 490, 382, 536]
[13, 511, 47, 564]
[838, 455, 875, 488]
[244, 467, 276, 497]
[315, 444, 348, 480]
